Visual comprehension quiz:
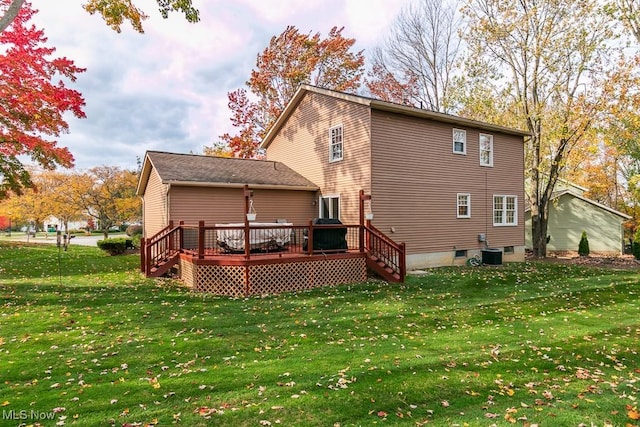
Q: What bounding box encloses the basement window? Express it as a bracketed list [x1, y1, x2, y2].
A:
[455, 249, 467, 258]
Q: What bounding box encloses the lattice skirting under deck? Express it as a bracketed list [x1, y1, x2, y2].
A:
[179, 256, 367, 296]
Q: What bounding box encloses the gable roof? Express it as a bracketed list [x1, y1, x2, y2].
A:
[136, 151, 319, 195]
[525, 188, 631, 220]
[552, 189, 632, 219]
[261, 84, 530, 150]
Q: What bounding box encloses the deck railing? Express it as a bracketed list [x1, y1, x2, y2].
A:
[177, 222, 361, 258]
[142, 221, 405, 282]
[140, 221, 181, 276]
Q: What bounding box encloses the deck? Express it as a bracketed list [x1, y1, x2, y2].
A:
[142, 218, 405, 296]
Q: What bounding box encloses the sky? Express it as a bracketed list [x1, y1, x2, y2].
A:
[27, 0, 412, 171]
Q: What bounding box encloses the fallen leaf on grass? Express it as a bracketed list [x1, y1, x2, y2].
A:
[627, 405, 640, 420]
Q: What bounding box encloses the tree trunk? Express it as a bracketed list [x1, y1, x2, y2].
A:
[531, 206, 548, 258]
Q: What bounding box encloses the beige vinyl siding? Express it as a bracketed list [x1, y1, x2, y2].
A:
[143, 168, 168, 237]
[168, 186, 316, 226]
[370, 109, 525, 255]
[266, 91, 372, 224]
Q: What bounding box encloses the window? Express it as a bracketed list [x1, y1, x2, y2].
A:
[453, 129, 466, 154]
[329, 125, 343, 162]
[457, 193, 471, 218]
[455, 249, 468, 258]
[504, 246, 514, 254]
[493, 195, 517, 226]
[320, 196, 340, 219]
[479, 133, 493, 166]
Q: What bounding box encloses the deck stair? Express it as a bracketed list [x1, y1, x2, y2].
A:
[363, 225, 406, 283]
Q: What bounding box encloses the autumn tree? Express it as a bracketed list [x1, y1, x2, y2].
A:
[216, 26, 365, 158]
[0, 168, 50, 233]
[0, 1, 86, 198]
[35, 170, 86, 233]
[462, 0, 618, 257]
[0, 0, 199, 34]
[607, 0, 640, 42]
[366, 0, 463, 112]
[70, 166, 141, 239]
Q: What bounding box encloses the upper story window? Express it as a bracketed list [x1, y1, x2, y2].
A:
[453, 129, 466, 154]
[480, 133, 493, 167]
[493, 195, 517, 226]
[329, 125, 343, 162]
[457, 193, 471, 218]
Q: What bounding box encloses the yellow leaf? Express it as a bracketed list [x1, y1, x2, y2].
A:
[1, 401, 9, 406]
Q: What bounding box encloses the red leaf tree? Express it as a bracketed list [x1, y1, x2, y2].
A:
[218, 26, 365, 158]
[0, 1, 86, 197]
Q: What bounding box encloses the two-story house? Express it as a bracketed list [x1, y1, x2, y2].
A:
[137, 85, 528, 274]
[262, 85, 528, 269]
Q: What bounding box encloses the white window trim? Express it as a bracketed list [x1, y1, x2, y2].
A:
[479, 133, 493, 167]
[453, 128, 467, 155]
[319, 194, 340, 220]
[456, 193, 471, 218]
[329, 124, 344, 163]
[493, 195, 517, 226]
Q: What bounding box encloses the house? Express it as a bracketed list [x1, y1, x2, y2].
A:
[136, 152, 320, 238]
[136, 85, 529, 294]
[261, 85, 529, 269]
[525, 182, 631, 255]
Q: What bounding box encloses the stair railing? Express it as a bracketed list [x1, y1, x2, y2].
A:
[141, 221, 181, 276]
[363, 224, 406, 282]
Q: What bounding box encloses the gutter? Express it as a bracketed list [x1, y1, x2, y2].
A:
[161, 180, 319, 192]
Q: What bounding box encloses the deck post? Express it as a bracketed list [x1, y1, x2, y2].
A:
[359, 190, 371, 252]
[140, 237, 146, 273]
[198, 220, 205, 259]
[168, 220, 174, 251]
[307, 219, 314, 255]
[179, 220, 184, 250]
[244, 185, 251, 260]
[145, 238, 152, 276]
[399, 242, 406, 281]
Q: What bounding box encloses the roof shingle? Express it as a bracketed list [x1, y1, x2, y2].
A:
[144, 151, 318, 190]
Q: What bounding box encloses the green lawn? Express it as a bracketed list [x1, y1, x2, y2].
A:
[0, 241, 638, 426]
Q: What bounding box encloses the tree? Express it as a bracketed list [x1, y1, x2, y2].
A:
[216, 26, 365, 158]
[0, 168, 49, 233]
[0, 1, 86, 198]
[202, 142, 234, 158]
[0, 0, 199, 34]
[70, 166, 141, 239]
[35, 170, 86, 233]
[607, 0, 640, 42]
[462, 0, 618, 257]
[366, 0, 463, 112]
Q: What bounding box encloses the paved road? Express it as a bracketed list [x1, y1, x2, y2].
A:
[3, 233, 114, 247]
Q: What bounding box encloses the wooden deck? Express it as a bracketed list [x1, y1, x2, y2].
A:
[140, 189, 405, 295]
[142, 221, 406, 296]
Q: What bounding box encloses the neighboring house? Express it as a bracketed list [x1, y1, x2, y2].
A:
[525, 183, 631, 255]
[136, 152, 320, 238]
[44, 216, 86, 232]
[262, 85, 529, 269]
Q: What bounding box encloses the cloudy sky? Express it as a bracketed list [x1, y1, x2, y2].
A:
[27, 0, 411, 171]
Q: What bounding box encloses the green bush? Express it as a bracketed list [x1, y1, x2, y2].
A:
[97, 237, 133, 255]
[578, 231, 590, 256]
